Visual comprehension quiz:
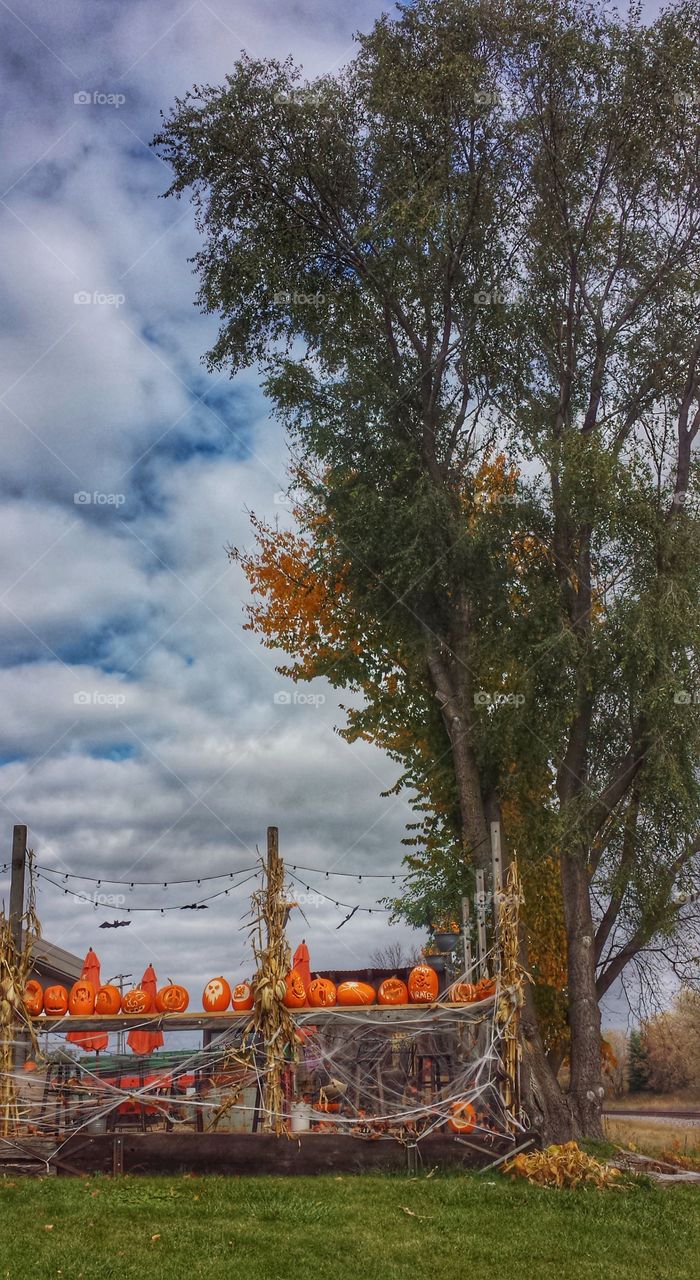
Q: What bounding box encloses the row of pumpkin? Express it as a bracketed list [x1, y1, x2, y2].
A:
[24, 968, 497, 1019]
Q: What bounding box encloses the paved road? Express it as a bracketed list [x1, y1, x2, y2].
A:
[605, 1109, 700, 1124]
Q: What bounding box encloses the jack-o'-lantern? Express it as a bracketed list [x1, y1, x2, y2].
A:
[450, 982, 478, 1003]
[68, 979, 96, 1016]
[336, 981, 375, 1006]
[308, 977, 337, 1008]
[282, 970, 307, 1008]
[23, 980, 43, 1017]
[43, 985, 68, 1017]
[155, 982, 189, 1013]
[122, 987, 153, 1014]
[474, 976, 497, 1000]
[95, 984, 122, 1015]
[377, 976, 408, 1006]
[202, 977, 231, 1012]
[407, 964, 439, 1003]
[232, 981, 254, 1012]
[447, 1100, 476, 1134]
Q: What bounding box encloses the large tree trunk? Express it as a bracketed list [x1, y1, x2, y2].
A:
[560, 848, 605, 1137]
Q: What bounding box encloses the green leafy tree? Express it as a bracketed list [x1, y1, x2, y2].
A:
[156, 0, 700, 1137]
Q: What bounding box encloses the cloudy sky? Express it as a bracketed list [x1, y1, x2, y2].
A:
[0, 0, 424, 1004]
[0, 1, 663, 1023]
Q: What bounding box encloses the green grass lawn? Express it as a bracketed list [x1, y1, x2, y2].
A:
[1, 1172, 698, 1280]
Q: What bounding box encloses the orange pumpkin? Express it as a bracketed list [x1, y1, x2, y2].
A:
[474, 976, 497, 999]
[407, 965, 439, 1003]
[450, 982, 478, 1003]
[69, 979, 96, 1016]
[282, 970, 307, 1008]
[23, 980, 43, 1017]
[232, 981, 254, 1012]
[202, 977, 232, 1012]
[43, 985, 68, 1017]
[336, 981, 376, 1006]
[95, 984, 122, 1015]
[155, 983, 189, 1013]
[122, 987, 153, 1014]
[308, 977, 337, 1008]
[447, 1100, 476, 1134]
[377, 976, 408, 1006]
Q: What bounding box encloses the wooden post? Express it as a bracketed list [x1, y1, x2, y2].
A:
[490, 821, 503, 974]
[460, 896, 472, 977]
[475, 869, 488, 977]
[9, 825, 27, 958]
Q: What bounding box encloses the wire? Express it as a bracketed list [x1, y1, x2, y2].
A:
[31, 860, 406, 888]
[35, 870, 259, 914]
[287, 869, 391, 913]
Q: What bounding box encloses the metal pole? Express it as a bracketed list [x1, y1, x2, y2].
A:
[475, 869, 488, 977]
[461, 895, 472, 977]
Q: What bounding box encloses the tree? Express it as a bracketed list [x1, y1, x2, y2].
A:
[628, 1029, 650, 1093]
[156, 0, 700, 1136]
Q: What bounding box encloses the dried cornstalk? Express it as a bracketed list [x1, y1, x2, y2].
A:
[496, 860, 526, 1124]
[0, 850, 40, 1136]
[244, 834, 298, 1134]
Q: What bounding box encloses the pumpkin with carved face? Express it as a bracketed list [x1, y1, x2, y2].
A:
[377, 976, 408, 1006]
[95, 984, 122, 1015]
[308, 977, 337, 1008]
[407, 965, 439, 1003]
[282, 970, 307, 1008]
[155, 983, 189, 1013]
[43, 985, 69, 1017]
[474, 976, 497, 1000]
[336, 981, 376, 1006]
[122, 987, 153, 1014]
[232, 981, 254, 1012]
[69, 980, 96, 1016]
[447, 1100, 476, 1134]
[202, 976, 231, 1012]
[450, 982, 478, 1003]
[23, 980, 43, 1017]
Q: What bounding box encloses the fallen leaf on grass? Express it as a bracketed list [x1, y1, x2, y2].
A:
[150, 1234, 161, 1243]
[43, 1224, 54, 1232]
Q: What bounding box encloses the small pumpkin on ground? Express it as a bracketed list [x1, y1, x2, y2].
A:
[122, 987, 154, 1014]
[308, 977, 337, 1008]
[336, 981, 376, 1006]
[95, 984, 122, 1015]
[407, 964, 439, 1003]
[202, 977, 232, 1012]
[155, 982, 189, 1013]
[447, 1100, 477, 1134]
[23, 980, 44, 1017]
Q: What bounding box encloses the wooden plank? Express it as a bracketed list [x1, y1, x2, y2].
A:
[35, 999, 496, 1034]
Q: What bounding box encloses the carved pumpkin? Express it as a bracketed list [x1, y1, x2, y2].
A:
[282, 970, 307, 1008]
[308, 977, 337, 1008]
[447, 1100, 476, 1134]
[43, 985, 68, 1017]
[232, 981, 254, 1012]
[155, 983, 189, 1013]
[336, 981, 376, 1006]
[407, 964, 439, 1003]
[23, 980, 43, 1017]
[95, 984, 122, 1015]
[202, 977, 231, 1012]
[474, 976, 497, 1000]
[122, 987, 153, 1014]
[450, 982, 478, 1003]
[68, 979, 96, 1016]
[377, 976, 408, 1006]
